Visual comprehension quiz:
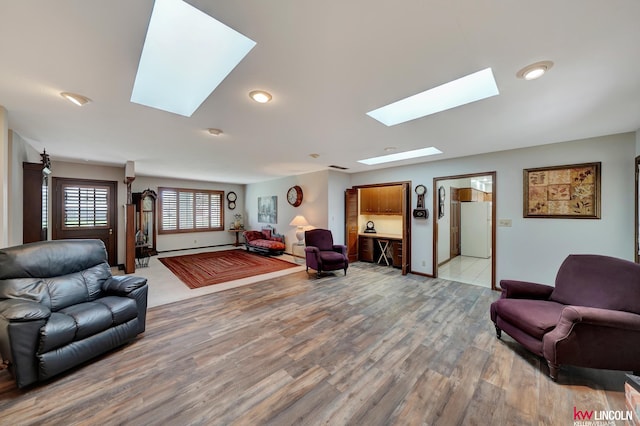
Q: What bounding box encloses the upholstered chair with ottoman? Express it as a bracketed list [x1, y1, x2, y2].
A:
[0, 239, 148, 388]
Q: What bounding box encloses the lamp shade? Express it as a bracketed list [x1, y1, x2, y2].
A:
[289, 215, 309, 227]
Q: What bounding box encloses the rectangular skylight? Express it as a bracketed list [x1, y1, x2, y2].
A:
[358, 147, 443, 165]
[131, 0, 256, 117]
[366, 68, 499, 126]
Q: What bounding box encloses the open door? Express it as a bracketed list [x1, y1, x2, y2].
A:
[345, 188, 359, 262]
[401, 182, 411, 275]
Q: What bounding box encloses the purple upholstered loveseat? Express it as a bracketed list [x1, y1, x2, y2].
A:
[490, 254, 640, 380]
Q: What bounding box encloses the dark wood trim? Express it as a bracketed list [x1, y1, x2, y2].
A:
[633, 155, 640, 263]
[22, 162, 46, 243]
[349, 181, 412, 275]
[433, 171, 497, 290]
[51, 177, 118, 266]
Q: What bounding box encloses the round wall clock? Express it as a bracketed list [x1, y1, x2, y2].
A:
[415, 184, 426, 196]
[287, 185, 303, 207]
[226, 191, 237, 210]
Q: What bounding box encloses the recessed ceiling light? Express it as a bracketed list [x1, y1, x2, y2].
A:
[130, 0, 256, 117]
[516, 61, 554, 80]
[249, 90, 272, 103]
[309, 153, 320, 158]
[207, 128, 223, 136]
[358, 147, 443, 165]
[60, 92, 91, 106]
[384, 147, 397, 152]
[366, 68, 499, 126]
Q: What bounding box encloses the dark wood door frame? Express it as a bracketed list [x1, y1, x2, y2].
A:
[433, 171, 497, 290]
[345, 181, 412, 275]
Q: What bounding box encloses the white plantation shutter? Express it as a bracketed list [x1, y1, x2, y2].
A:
[210, 193, 222, 228]
[179, 191, 194, 230]
[63, 185, 109, 228]
[159, 187, 224, 234]
[161, 189, 178, 231]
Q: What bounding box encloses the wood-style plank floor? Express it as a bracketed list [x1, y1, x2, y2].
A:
[0, 262, 627, 425]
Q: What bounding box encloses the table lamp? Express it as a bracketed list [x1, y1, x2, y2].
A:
[289, 215, 310, 245]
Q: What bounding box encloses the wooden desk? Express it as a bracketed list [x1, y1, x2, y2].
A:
[228, 229, 244, 247]
[358, 233, 403, 267]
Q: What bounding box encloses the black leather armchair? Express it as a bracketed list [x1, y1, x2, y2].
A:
[0, 239, 148, 388]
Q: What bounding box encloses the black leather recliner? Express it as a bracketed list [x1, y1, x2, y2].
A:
[0, 239, 148, 388]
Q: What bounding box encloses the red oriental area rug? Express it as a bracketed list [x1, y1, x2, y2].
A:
[159, 249, 299, 289]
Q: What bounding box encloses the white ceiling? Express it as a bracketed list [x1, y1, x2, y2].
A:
[1, 0, 639, 184]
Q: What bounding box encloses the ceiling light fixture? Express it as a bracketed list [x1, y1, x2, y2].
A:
[60, 92, 91, 106]
[366, 68, 499, 126]
[358, 147, 443, 165]
[207, 128, 223, 136]
[384, 147, 397, 152]
[249, 90, 272, 103]
[516, 61, 554, 80]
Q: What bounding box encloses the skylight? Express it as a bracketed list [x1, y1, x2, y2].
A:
[366, 68, 499, 126]
[358, 147, 443, 165]
[131, 0, 256, 117]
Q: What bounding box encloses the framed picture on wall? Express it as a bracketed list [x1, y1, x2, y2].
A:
[258, 196, 277, 224]
[523, 162, 601, 219]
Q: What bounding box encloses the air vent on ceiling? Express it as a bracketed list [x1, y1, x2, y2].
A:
[328, 165, 349, 170]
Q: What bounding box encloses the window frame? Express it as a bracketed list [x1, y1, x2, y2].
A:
[158, 187, 225, 234]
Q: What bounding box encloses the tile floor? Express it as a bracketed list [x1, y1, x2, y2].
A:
[116, 246, 305, 308]
[437, 255, 492, 288]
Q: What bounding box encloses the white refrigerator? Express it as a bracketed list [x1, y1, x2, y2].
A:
[461, 201, 491, 258]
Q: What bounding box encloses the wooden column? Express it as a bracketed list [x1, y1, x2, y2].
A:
[125, 204, 135, 274]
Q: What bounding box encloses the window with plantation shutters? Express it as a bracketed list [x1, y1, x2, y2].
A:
[62, 185, 110, 229]
[158, 187, 224, 234]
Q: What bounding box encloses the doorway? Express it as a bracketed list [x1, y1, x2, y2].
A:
[433, 172, 496, 290]
[52, 177, 118, 265]
[345, 182, 412, 275]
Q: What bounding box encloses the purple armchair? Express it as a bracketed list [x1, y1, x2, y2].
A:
[490, 254, 640, 380]
[304, 229, 348, 277]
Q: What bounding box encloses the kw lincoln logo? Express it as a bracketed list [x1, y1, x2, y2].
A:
[573, 406, 634, 425]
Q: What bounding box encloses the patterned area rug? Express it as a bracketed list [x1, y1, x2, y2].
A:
[159, 249, 299, 289]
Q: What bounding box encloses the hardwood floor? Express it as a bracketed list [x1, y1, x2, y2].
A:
[0, 262, 627, 425]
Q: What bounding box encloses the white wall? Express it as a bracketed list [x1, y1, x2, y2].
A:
[7, 131, 40, 246]
[132, 176, 245, 252]
[0, 106, 8, 247]
[245, 170, 345, 253]
[350, 133, 635, 285]
[327, 170, 350, 243]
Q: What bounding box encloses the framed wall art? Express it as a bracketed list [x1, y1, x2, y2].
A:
[258, 195, 277, 224]
[523, 162, 601, 219]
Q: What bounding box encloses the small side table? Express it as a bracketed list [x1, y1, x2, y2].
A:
[228, 229, 244, 247]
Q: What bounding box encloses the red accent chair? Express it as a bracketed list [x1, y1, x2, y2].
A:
[490, 254, 640, 380]
[304, 229, 348, 277]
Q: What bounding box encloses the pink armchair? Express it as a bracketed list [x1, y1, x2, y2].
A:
[490, 254, 640, 380]
[304, 229, 348, 277]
